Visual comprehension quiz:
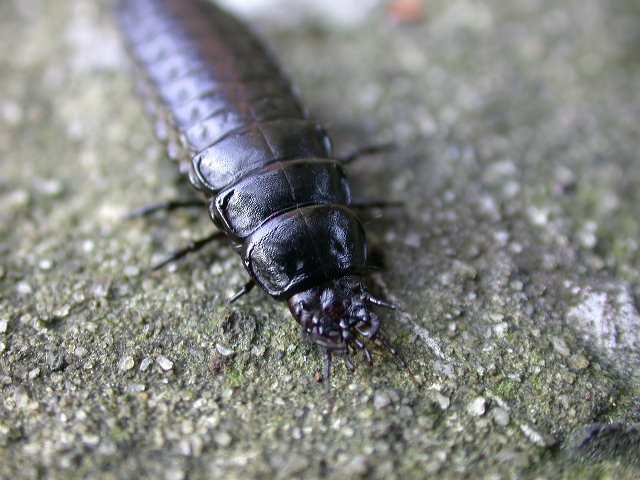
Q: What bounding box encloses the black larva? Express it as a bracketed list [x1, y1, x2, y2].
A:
[116, 0, 410, 399]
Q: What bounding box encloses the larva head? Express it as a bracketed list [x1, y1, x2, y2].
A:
[287, 276, 412, 410]
[287, 276, 380, 354]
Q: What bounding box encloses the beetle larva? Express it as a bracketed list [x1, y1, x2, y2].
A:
[116, 0, 409, 403]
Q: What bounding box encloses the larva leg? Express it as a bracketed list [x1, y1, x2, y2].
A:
[337, 142, 395, 165]
[228, 280, 256, 303]
[150, 231, 225, 271]
[123, 199, 206, 219]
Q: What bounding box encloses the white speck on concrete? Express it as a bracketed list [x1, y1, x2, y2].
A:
[156, 355, 174, 371]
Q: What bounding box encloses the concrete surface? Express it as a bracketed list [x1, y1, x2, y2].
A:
[1, 0, 639, 478]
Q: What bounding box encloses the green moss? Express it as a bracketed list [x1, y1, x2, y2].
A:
[493, 380, 518, 399]
[225, 360, 246, 387]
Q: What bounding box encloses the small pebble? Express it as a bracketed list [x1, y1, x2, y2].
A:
[428, 389, 450, 410]
[35, 178, 64, 197]
[1, 100, 24, 125]
[123, 265, 140, 277]
[551, 336, 571, 356]
[177, 440, 192, 457]
[520, 424, 546, 446]
[214, 431, 232, 447]
[467, 396, 487, 416]
[118, 355, 135, 371]
[127, 382, 146, 393]
[82, 434, 100, 447]
[16, 282, 33, 295]
[215, 343, 234, 356]
[373, 389, 399, 409]
[569, 353, 589, 370]
[139, 357, 153, 371]
[38, 259, 53, 270]
[156, 355, 174, 371]
[373, 391, 393, 409]
[4, 189, 30, 208]
[74, 347, 87, 357]
[563, 372, 577, 384]
[397, 406, 414, 419]
[493, 407, 510, 426]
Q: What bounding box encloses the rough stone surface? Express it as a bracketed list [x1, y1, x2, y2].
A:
[1, 0, 639, 478]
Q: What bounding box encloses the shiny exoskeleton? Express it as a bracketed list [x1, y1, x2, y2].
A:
[116, 0, 407, 400]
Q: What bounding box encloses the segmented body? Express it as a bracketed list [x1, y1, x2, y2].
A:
[116, 1, 411, 399]
[116, 0, 367, 299]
